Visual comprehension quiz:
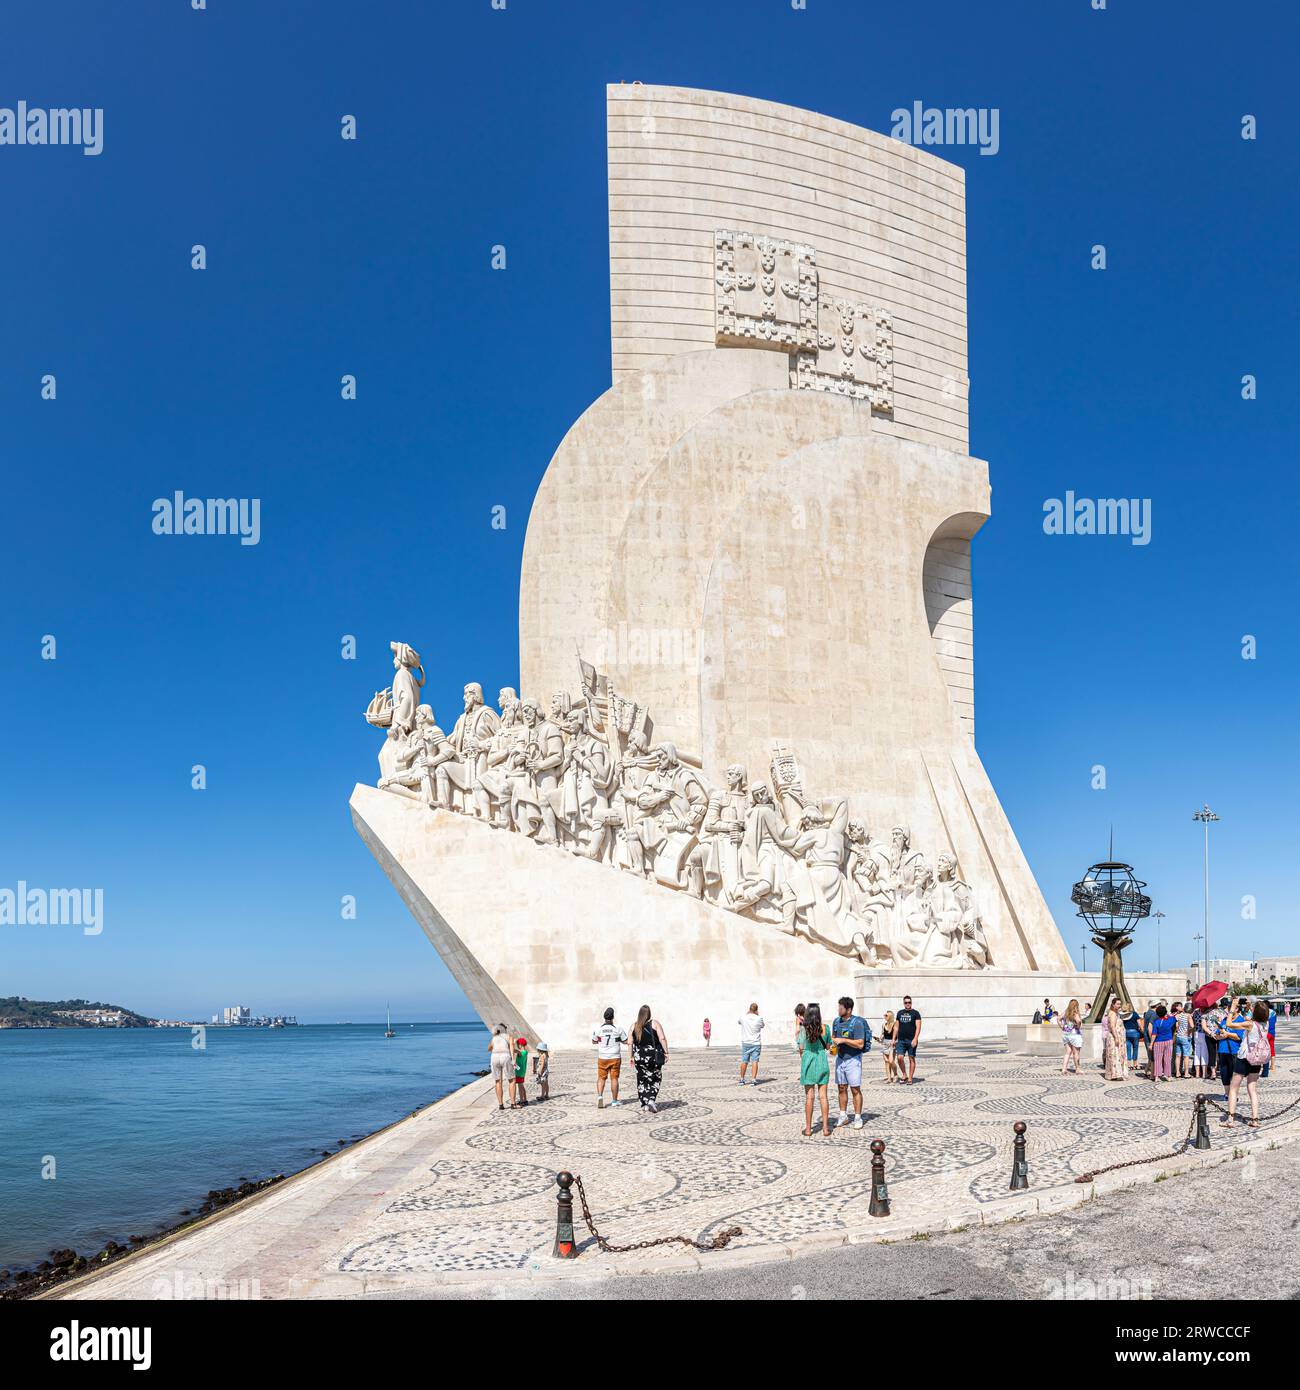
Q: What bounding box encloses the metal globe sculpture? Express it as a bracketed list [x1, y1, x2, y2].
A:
[1070, 855, 1152, 1024]
[1071, 861, 1152, 934]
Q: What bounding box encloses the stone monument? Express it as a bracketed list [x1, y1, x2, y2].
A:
[350, 86, 1183, 1045]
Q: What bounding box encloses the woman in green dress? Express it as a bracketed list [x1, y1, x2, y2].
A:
[798, 1002, 834, 1138]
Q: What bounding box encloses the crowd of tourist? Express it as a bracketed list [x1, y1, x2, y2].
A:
[483, 987, 1280, 1138]
[1049, 992, 1278, 1128]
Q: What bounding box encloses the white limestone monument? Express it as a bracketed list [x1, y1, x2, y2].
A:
[350, 86, 1166, 1044]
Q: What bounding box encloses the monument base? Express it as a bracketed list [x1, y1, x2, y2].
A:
[853, 968, 1189, 1042]
[1006, 1022, 1107, 1060]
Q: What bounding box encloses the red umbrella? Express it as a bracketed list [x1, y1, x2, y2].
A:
[1191, 981, 1229, 1011]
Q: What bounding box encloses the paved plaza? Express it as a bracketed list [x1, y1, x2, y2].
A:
[55, 1031, 1300, 1299]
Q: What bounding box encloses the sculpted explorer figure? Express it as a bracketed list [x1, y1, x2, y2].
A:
[928, 854, 992, 969]
[476, 688, 524, 828]
[730, 783, 800, 921]
[784, 799, 871, 961]
[633, 742, 709, 890]
[688, 763, 749, 901]
[438, 682, 501, 817]
[516, 696, 566, 844]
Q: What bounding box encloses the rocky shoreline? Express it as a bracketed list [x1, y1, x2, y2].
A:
[0, 1173, 288, 1300]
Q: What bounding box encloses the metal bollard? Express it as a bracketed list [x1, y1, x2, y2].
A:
[1193, 1095, 1212, 1150]
[868, 1139, 890, 1217]
[552, 1170, 578, 1258]
[1010, 1120, 1030, 1190]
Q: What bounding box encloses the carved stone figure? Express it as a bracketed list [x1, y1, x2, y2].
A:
[784, 799, 870, 961]
[730, 784, 799, 921]
[561, 702, 620, 860]
[890, 856, 936, 965]
[512, 697, 567, 844]
[687, 763, 749, 901]
[633, 742, 709, 890]
[473, 687, 522, 827]
[928, 854, 992, 969]
[389, 642, 425, 737]
[432, 682, 500, 817]
[887, 824, 927, 954]
[846, 820, 895, 964]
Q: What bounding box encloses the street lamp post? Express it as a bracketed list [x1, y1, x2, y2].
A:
[1192, 804, 1219, 979]
[1080, 941, 1087, 972]
[1152, 910, 1166, 972]
[1192, 932, 1204, 986]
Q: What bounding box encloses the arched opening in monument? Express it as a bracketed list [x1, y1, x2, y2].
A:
[923, 512, 985, 741]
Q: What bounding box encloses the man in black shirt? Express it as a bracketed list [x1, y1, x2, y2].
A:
[894, 995, 922, 1085]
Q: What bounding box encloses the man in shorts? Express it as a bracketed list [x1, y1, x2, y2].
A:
[831, 996, 867, 1128]
[894, 995, 921, 1084]
[738, 1002, 765, 1085]
[591, 1007, 627, 1109]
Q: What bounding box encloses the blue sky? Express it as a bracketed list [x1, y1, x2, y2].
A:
[1, 0, 1296, 1022]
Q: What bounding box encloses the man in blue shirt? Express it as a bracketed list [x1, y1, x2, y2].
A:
[831, 996, 867, 1130]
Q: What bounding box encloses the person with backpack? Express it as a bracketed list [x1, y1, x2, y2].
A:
[1222, 1000, 1271, 1128]
[628, 1004, 668, 1113]
[830, 996, 868, 1130]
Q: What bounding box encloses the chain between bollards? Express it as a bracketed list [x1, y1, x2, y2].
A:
[555, 1171, 742, 1256]
[1010, 1120, 1029, 1190]
[868, 1138, 890, 1217]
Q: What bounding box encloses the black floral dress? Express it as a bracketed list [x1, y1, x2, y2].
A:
[631, 1023, 665, 1106]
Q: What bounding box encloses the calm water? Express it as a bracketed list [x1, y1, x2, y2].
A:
[0, 1022, 487, 1271]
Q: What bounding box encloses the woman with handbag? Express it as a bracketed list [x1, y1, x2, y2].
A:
[1222, 1000, 1271, 1129]
[629, 1004, 669, 1114]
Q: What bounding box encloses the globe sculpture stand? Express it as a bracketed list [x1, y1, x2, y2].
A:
[1070, 860, 1152, 1025]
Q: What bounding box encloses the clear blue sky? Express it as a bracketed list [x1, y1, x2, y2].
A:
[2, 1, 1296, 1022]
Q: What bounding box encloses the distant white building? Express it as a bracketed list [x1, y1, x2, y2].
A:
[1256, 957, 1300, 991]
[222, 1005, 251, 1025]
[1186, 958, 1258, 990]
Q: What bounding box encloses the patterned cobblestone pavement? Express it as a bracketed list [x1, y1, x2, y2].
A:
[334, 1034, 1299, 1276]
[57, 1032, 1299, 1297]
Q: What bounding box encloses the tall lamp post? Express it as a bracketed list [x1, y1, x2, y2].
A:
[1192, 932, 1205, 986]
[1192, 805, 1219, 979]
[1080, 941, 1088, 972]
[1152, 910, 1166, 972]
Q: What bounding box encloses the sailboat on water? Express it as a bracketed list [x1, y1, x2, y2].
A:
[384, 1004, 395, 1039]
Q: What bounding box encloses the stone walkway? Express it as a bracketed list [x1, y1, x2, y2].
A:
[52, 1034, 1300, 1298]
